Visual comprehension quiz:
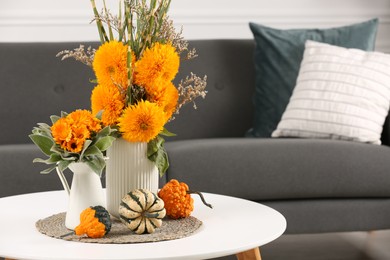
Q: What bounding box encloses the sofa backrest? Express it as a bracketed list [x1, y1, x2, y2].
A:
[167, 39, 256, 140]
[1, 40, 389, 145]
[0, 42, 97, 144]
[0, 40, 256, 145]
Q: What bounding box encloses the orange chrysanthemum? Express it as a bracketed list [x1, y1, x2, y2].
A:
[91, 84, 125, 126]
[93, 41, 129, 90]
[51, 110, 101, 153]
[72, 126, 91, 142]
[67, 110, 101, 133]
[66, 138, 85, 153]
[51, 117, 72, 144]
[134, 42, 179, 93]
[148, 81, 178, 122]
[118, 100, 165, 142]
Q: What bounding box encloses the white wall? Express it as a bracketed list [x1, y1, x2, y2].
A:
[1, 0, 390, 52]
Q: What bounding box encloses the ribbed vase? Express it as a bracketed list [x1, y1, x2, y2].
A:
[65, 162, 105, 230]
[105, 138, 159, 218]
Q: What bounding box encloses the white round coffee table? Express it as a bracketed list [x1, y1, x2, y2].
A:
[0, 191, 286, 260]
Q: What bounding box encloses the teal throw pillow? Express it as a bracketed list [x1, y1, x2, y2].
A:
[247, 19, 379, 137]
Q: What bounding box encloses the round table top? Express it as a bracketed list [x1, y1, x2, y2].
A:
[0, 190, 286, 260]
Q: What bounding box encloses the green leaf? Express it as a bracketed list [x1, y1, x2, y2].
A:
[47, 153, 62, 163]
[160, 127, 176, 137]
[33, 124, 52, 137]
[29, 134, 55, 156]
[147, 136, 169, 176]
[96, 125, 111, 137]
[83, 145, 103, 157]
[86, 156, 105, 177]
[94, 136, 115, 151]
[147, 135, 165, 157]
[33, 158, 47, 164]
[95, 109, 103, 120]
[50, 115, 61, 124]
[79, 140, 93, 160]
[40, 165, 57, 174]
[49, 145, 76, 159]
[61, 155, 79, 161]
[33, 153, 61, 164]
[60, 111, 69, 117]
[31, 127, 41, 135]
[148, 146, 169, 177]
[37, 123, 51, 129]
[57, 160, 72, 173]
[89, 78, 98, 84]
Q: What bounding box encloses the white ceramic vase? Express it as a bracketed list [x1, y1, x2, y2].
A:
[65, 162, 105, 230]
[105, 138, 159, 218]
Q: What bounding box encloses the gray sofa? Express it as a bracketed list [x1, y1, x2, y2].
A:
[1, 40, 390, 237]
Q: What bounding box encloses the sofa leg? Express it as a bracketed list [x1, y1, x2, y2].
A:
[236, 247, 262, 260]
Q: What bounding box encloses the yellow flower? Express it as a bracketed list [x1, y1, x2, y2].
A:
[148, 81, 178, 122]
[91, 84, 125, 126]
[118, 100, 165, 142]
[134, 42, 179, 93]
[93, 41, 129, 90]
[140, 76, 166, 98]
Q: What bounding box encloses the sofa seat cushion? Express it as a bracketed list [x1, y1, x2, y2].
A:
[165, 138, 390, 201]
[264, 198, 390, 234]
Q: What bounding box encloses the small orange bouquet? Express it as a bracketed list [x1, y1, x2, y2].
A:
[30, 110, 116, 176]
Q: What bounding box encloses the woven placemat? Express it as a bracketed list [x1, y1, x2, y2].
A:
[36, 212, 202, 244]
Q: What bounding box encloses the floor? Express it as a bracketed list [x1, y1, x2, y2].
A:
[1, 231, 389, 260]
[213, 230, 390, 260]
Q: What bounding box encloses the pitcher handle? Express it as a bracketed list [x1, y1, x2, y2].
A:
[56, 166, 71, 196]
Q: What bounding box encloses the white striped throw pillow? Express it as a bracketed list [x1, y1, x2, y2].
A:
[272, 40, 390, 144]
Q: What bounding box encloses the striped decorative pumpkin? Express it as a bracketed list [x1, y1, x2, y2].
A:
[119, 189, 166, 234]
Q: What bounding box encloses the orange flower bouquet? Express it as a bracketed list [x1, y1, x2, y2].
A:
[56, 0, 207, 175]
[29, 110, 116, 176]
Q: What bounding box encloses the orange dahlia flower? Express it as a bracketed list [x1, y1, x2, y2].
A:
[118, 100, 165, 143]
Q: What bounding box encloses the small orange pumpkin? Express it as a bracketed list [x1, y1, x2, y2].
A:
[158, 179, 212, 219]
[74, 206, 111, 238]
